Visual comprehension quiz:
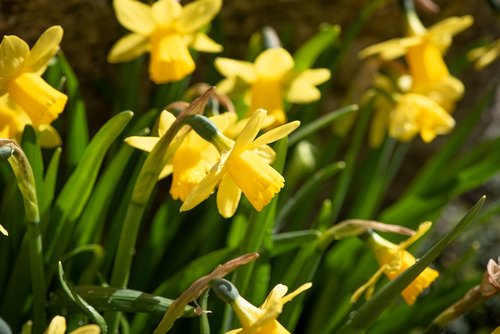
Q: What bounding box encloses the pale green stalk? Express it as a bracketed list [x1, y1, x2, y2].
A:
[0, 140, 46, 333]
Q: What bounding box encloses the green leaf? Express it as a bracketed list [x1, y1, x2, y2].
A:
[58, 262, 108, 334]
[338, 196, 485, 333]
[276, 161, 345, 229]
[58, 52, 89, 170]
[40, 147, 61, 221]
[293, 23, 341, 71]
[45, 111, 133, 266]
[288, 104, 358, 146]
[271, 230, 321, 257]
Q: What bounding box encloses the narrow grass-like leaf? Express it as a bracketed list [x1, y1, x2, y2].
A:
[45, 111, 133, 266]
[288, 105, 358, 146]
[276, 161, 345, 229]
[58, 262, 107, 333]
[271, 230, 322, 257]
[58, 52, 89, 170]
[40, 147, 61, 222]
[338, 196, 485, 333]
[293, 24, 341, 71]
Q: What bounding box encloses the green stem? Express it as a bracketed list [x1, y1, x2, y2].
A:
[330, 100, 373, 222]
[0, 140, 46, 333]
[106, 90, 213, 333]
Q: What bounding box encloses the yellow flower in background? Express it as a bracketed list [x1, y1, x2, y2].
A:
[467, 38, 500, 70]
[126, 110, 235, 201]
[352, 222, 439, 305]
[227, 282, 312, 334]
[359, 15, 472, 112]
[108, 0, 222, 84]
[0, 26, 66, 147]
[180, 109, 300, 218]
[389, 93, 455, 143]
[44, 315, 100, 334]
[215, 48, 330, 128]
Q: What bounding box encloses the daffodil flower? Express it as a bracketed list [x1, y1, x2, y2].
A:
[180, 109, 299, 218]
[44, 315, 100, 334]
[215, 48, 330, 128]
[211, 278, 312, 334]
[0, 26, 66, 147]
[388, 92, 455, 143]
[359, 15, 472, 112]
[125, 110, 235, 201]
[108, 0, 222, 84]
[352, 222, 439, 305]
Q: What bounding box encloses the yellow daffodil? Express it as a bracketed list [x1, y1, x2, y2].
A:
[108, 0, 222, 84]
[352, 222, 439, 305]
[360, 15, 472, 113]
[180, 109, 299, 218]
[215, 48, 330, 127]
[388, 92, 455, 143]
[44, 315, 100, 334]
[125, 110, 234, 201]
[467, 38, 500, 70]
[211, 278, 312, 334]
[0, 26, 66, 147]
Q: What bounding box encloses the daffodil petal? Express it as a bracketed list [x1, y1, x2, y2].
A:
[159, 164, 173, 179]
[234, 109, 266, 149]
[180, 167, 223, 212]
[217, 174, 242, 218]
[287, 80, 321, 104]
[0, 35, 29, 92]
[429, 16, 474, 40]
[0, 224, 8, 236]
[45, 316, 67, 334]
[113, 0, 155, 35]
[250, 120, 300, 149]
[188, 32, 223, 53]
[359, 36, 422, 60]
[124, 136, 159, 152]
[254, 145, 275, 164]
[69, 324, 101, 334]
[287, 68, 330, 103]
[37, 124, 62, 148]
[152, 0, 182, 26]
[107, 33, 149, 63]
[260, 284, 289, 310]
[24, 26, 63, 75]
[158, 110, 177, 136]
[215, 57, 256, 83]
[254, 48, 294, 79]
[279, 282, 312, 304]
[175, 0, 222, 33]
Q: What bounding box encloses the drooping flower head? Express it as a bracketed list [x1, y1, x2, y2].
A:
[0, 26, 67, 146]
[352, 222, 439, 305]
[215, 48, 330, 128]
[125, 110, 235, 201]
[211, 278, 312, 334]
[108, 0, 222, 84]
[180, 109, 300, 218]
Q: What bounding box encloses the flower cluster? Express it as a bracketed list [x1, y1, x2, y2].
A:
[360, 8, 473, 144]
